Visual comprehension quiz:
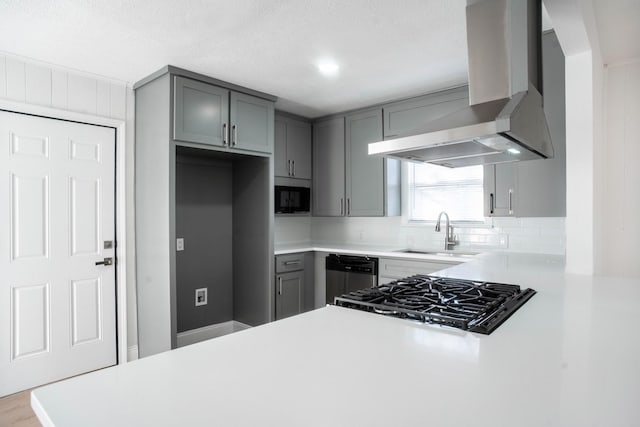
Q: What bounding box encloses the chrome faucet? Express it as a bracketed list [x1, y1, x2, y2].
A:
[435, 211, 457, 251]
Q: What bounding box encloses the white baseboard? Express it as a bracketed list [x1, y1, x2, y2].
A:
[177, 321, 251, 348]
[127, 345, 139, 362]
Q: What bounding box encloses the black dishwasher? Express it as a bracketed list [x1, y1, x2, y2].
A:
[325, 254, 378, 305]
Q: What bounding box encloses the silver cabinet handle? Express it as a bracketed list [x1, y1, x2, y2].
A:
[95, 257, 113, 266]
[278, 277, 283, 295]
[490, 193, 494, 215]
[340, 198, 344, 216]
[508, 189, 513, 215]
[347, 198, 351, 216]
[287, 160, 291, 176]
[292, 160, 295, 177]
[223, 123, 228, 146]
[283, 260, 301, 266]
[232, 125, 237, 146]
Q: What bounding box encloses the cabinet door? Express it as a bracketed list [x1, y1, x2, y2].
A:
[383, 87, 468, 139]
[174, 76, 229, 146]
[313, 117, 345, 216]
[287, 120, 312, 179]
[274, 118, 289, 176]
[230, 92, 274, 154]
[484, 163, 516, 216]
[345, 109, 384, 216]
[276, 271, 303, 320]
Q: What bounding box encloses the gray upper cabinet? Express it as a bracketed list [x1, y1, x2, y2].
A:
[484, 31, 566, 217]
[346, 109, 385, 216]
[313, 110, 400, 217]
[174, 76, 229, 146]
[484, 162, 516, 216]
[313, 117, 345, 216]
[230, 92, 274, 154]
[383, 86, 469, 139]
[274, 114, 312, 179]
[173, 76, 274, 154]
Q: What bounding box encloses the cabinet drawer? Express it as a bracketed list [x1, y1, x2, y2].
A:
[379, 258, 458, 280]
[276, 253, 305, 273]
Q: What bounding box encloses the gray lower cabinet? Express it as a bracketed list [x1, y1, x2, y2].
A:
[174, 76, 274, 154]
[275, 271, 303, 320]
[275, 114, 312, 179]
[313, 117, 345, 216]
[275, 253, 306, 320]
[484, 31, 566, 217]
[382, 86, 469, 139]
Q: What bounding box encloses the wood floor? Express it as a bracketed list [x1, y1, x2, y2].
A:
[0, 390, 41, 427]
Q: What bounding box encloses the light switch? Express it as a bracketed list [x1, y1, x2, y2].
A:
[176, 238, 184, 251]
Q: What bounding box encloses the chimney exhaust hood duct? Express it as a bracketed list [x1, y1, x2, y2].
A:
[368, 0, 553, 168]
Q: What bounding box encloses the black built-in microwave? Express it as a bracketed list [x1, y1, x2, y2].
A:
[275, 185, 310, 214]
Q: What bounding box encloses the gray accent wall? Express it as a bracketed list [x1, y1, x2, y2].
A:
[175, 155, 234, 332]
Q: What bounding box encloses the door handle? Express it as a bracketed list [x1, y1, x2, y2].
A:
[508, 189, 513, 215]
[223, 123, 228, 146]
[292, 160, 295, 177]
[95, 257, 113, 266]
[489, 193, 494, 215]
[288, 160, 291, 176]
[231, 125, 237, 146]
[340, 198, 344, 216]
[283, 260, 301, 266]
[347, 198, 351, 216]
[278, 277, 283, 295]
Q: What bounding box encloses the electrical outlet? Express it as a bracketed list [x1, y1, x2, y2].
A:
[195, 288, 207, 306]
[176, 238, 184, 251]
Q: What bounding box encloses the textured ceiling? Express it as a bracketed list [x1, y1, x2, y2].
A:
[6, 0, 620, 120]
[0, 0, 471, 117]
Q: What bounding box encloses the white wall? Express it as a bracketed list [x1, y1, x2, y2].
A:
[275, 216, 566, 255]
[0, 52, 138, 354]
[601, 60, 640, 277]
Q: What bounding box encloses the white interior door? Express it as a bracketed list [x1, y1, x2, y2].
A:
[0, 110, 117, 397]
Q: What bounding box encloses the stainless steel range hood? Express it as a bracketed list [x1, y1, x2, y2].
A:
[368, 0, 553, 168]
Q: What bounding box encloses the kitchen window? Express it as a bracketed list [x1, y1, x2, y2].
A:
[407, 163, 484, 222]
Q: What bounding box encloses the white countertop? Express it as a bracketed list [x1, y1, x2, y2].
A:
[274, 242, 477, 263]
[32, 252, 640, 427]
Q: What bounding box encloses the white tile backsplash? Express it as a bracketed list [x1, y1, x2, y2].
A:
[276, 215, 565, 255]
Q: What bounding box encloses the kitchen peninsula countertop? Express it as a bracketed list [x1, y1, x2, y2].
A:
[32, 252, 640, 427]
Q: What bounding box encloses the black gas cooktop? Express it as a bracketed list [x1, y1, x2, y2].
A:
[333, 275, 536, 334]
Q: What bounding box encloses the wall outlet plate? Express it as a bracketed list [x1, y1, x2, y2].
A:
[176, 238, 184, 251]
[195, 288, 207, 306]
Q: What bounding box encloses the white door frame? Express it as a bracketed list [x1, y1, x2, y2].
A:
[0, 98, 129, 365]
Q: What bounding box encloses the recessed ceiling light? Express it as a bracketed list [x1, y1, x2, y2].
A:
[507, 148, 521, 154]
[317, 60, 339, 76]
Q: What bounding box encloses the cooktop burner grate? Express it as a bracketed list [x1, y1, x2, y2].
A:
[333, 275, 536, 334]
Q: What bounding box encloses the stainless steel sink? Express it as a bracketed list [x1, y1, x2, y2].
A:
[394, 249, 478, 258]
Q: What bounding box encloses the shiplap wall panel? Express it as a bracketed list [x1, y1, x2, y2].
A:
[97, 81, 110, 117]
[68, 74, 97, 115]
[51, 69, 68, 109]
[0, 54, 128, 120]
[0, 56, 6, 97]
[110, 84, 126, 120]
[6, 58, 26, 101]
[25, 63, 52, 106]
